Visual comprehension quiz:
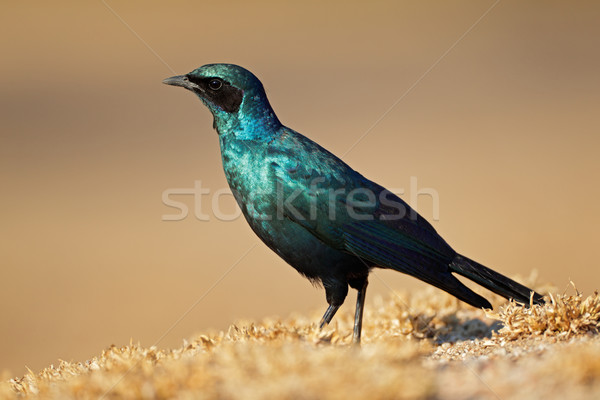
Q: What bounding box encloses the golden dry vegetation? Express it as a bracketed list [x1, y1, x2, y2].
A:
[2, 280, 600, 400]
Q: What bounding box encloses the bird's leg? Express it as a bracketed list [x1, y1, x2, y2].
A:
[352, 280, 368, 345]
[318, 304, 340, 329]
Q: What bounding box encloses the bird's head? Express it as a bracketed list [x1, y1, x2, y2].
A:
[163, 64, 280, 135]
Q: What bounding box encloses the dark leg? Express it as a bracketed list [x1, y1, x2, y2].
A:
[320, 280, 347, 329]
[352, 279, 368, 344]
[319, 303, 340, 329]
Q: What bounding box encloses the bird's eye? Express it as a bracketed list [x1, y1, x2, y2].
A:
[208, 79, 223, 91]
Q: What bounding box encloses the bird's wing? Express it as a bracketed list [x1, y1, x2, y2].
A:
[265, 129, 502, 305]
[267, 128, 456, 267]
[264, 128, 513, 308]
[341, 219, 454, 282]
[271, 160, 468, 294]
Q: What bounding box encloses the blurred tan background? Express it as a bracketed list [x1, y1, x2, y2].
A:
[1, 0, 599, 375]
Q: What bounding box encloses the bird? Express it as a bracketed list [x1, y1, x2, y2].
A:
[163, 64, 544, 343]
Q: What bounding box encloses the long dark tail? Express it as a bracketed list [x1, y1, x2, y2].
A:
[450, 254, 544, 306]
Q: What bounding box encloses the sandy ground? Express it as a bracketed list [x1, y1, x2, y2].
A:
[2, 280, 599, 400]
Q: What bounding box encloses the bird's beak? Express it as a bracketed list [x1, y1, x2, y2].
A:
[162, 75, 195, 90]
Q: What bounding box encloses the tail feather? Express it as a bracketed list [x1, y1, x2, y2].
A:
[431, 275, 493, 310]
[450, 254, 544, 306]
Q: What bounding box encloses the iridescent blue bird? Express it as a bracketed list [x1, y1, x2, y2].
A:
[163, 64, 543, 343]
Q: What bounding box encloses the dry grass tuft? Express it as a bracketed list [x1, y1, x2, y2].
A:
[3, 281, 600, 399]
[488, 285, 600, 340]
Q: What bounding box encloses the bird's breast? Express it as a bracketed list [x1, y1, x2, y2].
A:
[219, 137, 279, 222]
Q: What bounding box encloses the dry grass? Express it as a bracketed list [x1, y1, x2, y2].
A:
[488, 285, 600, 340]
[2, 280, 600, 400]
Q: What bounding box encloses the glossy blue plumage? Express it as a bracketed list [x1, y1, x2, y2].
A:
[163, 64, 543, 342]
